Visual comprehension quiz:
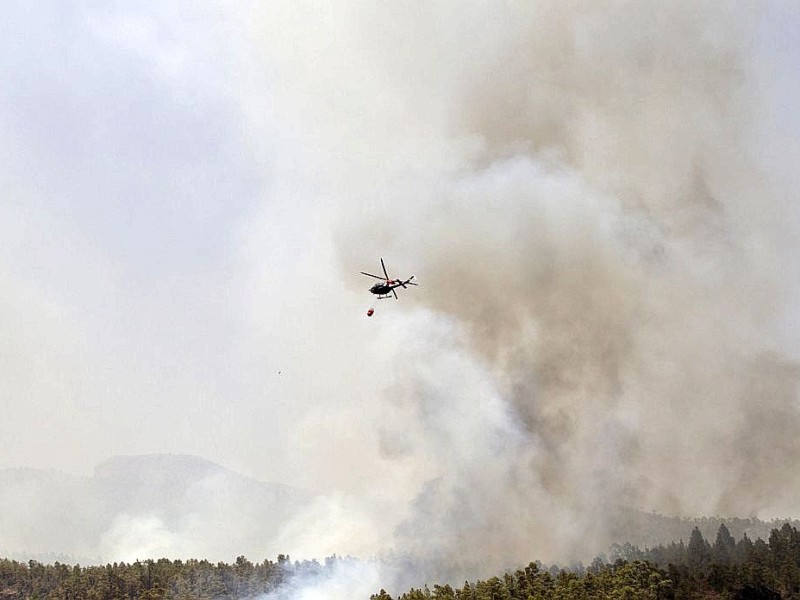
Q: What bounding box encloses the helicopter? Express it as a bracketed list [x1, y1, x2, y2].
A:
[361, 258, 417, 316]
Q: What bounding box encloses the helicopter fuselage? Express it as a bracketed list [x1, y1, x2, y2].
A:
[369, 281, 397, 296]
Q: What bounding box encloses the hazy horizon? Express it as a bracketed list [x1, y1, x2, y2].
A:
[3, 0, 800, 591]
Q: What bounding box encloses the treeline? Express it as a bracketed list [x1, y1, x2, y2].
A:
[607, 511, 800, 551]
[379, 523, 800, 600]
[0, 553, 350, 599]
[4, 524, 800, 599]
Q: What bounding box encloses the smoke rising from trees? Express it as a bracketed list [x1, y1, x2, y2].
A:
[2, 1, 799, 595]
[242, 0, 800, 583]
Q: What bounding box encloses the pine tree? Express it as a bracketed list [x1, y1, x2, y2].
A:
[688, 526, 711, 572]
[714, 523, 736, 565]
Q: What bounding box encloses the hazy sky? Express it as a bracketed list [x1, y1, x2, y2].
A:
[0, 0, 443, 500]
[3, 0, 800, 574]
[1, 0, 323, 482]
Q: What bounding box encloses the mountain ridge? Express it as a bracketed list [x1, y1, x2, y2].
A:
[0, 453, 314, 563]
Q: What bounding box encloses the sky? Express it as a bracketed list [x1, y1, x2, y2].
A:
[0, 0, 363, 485]
[2, 0, 800, 581]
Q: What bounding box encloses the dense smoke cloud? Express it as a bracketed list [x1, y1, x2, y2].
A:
[2, 0, 797, 596]
[243, 0, 800, 584]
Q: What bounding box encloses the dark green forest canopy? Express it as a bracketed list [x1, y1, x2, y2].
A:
[385, 524, 799, 600]
[3, 525, 800, 599]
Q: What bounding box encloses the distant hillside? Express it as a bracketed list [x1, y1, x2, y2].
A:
[606, 508, 800, 551]
[2, 457, 797, 568]
[0, 454, 314, 563]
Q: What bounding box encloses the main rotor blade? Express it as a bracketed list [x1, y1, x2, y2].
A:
[381, 258, 389, 280]
[361, 271, 385, 280]
[392, 288, 398, 300]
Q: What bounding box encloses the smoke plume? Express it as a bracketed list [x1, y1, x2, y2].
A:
[237, 0, 800, 589]
[5, 2, 798, 596]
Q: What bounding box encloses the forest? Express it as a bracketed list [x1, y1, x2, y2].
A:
[2, 524, 800, 599]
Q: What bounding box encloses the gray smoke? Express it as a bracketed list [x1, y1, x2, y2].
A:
[242, 0, 800, 584]
[4, 2, 797, 596]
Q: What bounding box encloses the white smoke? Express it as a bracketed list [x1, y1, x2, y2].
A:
[5, 2, 795, 598]
[257, 558, 383, 600]
[235, 0, 800, 590]
[101, 515, 182, 563]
